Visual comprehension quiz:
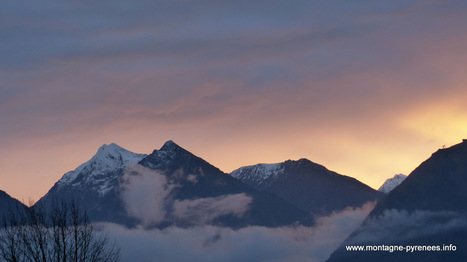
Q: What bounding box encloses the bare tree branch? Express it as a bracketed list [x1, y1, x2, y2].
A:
[0, 198, 119, 262]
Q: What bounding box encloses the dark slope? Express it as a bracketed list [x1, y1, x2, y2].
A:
[0, 190, 27, 221]
[327, 140, 467, 262]
[370, 141, 467, 216]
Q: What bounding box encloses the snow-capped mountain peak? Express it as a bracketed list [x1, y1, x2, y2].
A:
[378, 174, 407, 193]
[57, 143, 146, 195]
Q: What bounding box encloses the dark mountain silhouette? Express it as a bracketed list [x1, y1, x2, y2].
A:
[327, 140, 467, 262]
[231, 158, 383, 216]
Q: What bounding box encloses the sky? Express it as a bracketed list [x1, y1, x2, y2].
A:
[1, 0, 467, 201]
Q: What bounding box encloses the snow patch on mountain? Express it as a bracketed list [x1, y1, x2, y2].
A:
[231, 163, 284, 186]
[57, 143, 146, 196]
[378, 174, 407, 194]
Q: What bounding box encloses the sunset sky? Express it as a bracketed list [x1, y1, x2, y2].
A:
[2, 0, 467, 202]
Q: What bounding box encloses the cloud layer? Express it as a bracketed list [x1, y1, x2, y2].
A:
[349, 209, 467, 244]
[102, 202, 375, 262]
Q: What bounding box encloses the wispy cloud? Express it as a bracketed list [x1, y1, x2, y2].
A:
[173, 193, 252, 225]
[120, 163, 177, 227]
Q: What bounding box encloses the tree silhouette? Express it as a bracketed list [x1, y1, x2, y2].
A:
[0, 199, 119, 262]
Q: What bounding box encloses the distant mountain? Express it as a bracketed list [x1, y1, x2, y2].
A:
[37, 141, 312, 228]
[327, 141, 467, 262]
[378, 174, 407, 193]
[231, 158, 383, 216]
[0, 190, 26, 221]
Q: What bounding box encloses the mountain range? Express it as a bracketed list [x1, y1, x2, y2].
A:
[36, 141, 314, 228]
[32, 140, 386, 229]
[3, 139, 467, 261]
